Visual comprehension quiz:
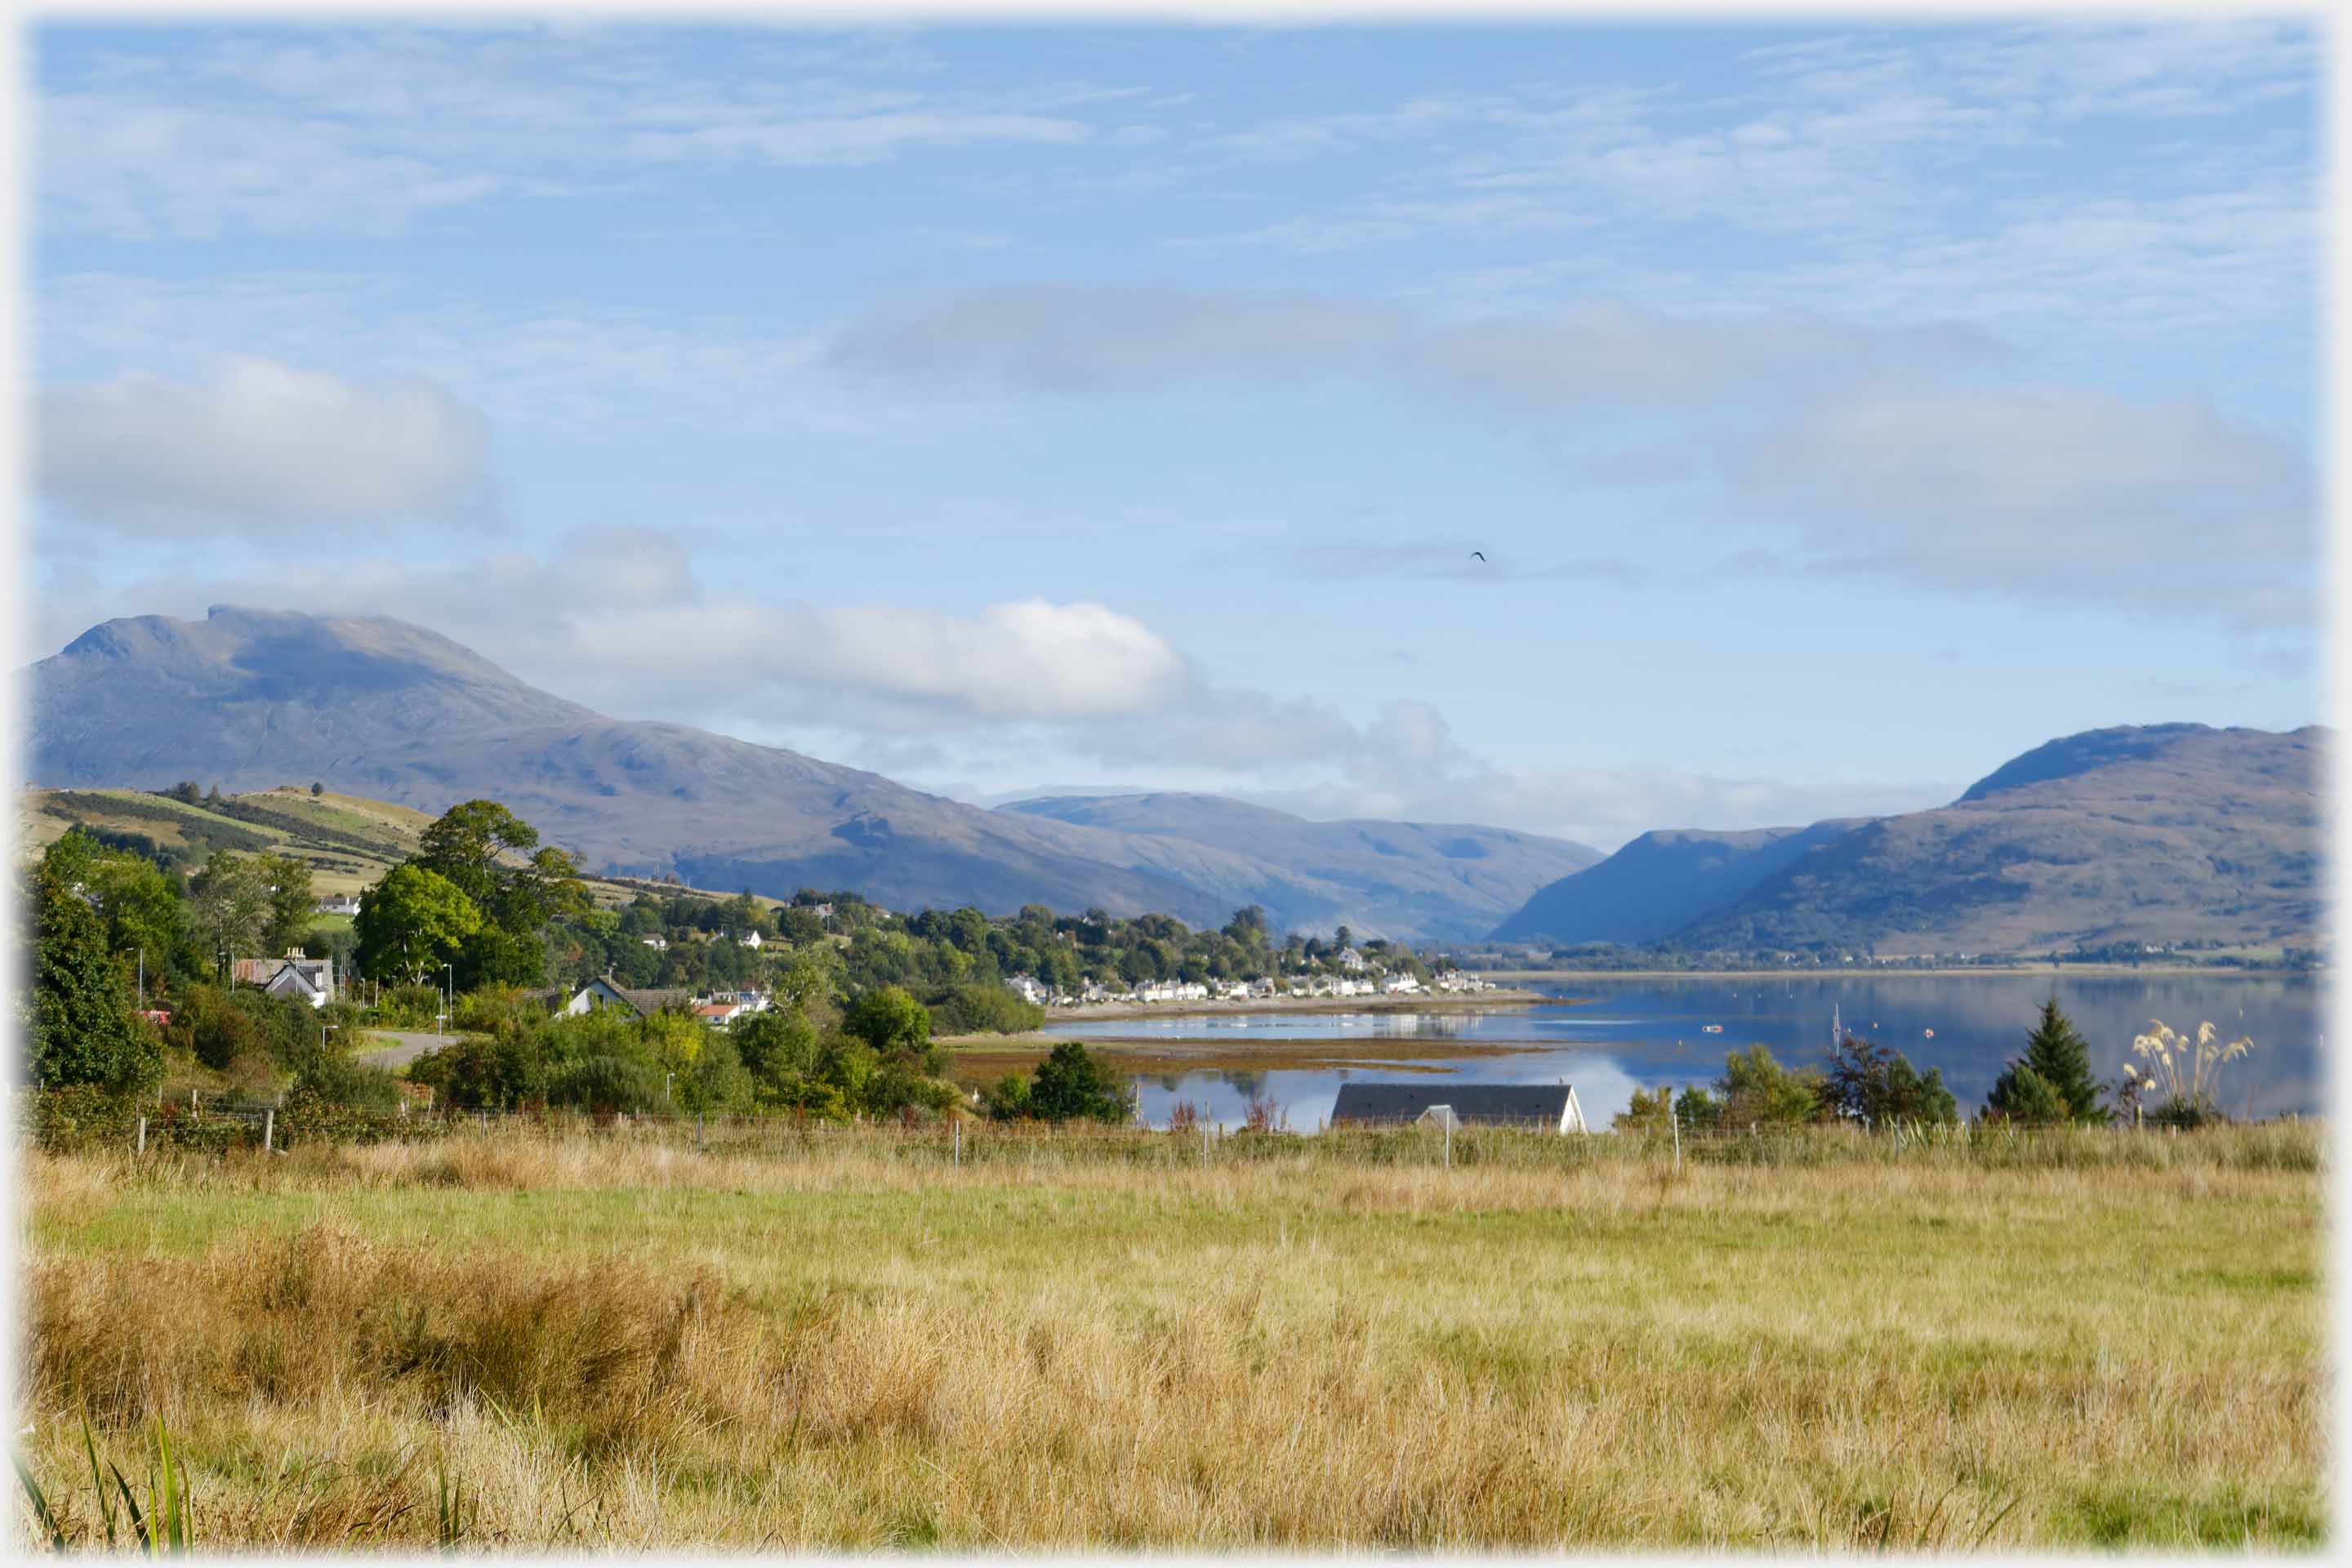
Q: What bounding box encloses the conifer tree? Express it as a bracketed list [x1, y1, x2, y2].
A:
[1984, 999, 2106, 1124]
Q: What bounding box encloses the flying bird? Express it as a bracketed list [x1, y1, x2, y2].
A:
[1470, 550, 1486, 561]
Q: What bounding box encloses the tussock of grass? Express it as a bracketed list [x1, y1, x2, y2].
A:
[15, 1124, 2326, 1549]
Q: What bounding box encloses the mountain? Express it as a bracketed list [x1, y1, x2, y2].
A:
[1488, 819, 1867, 946]
[24, 607, 1585, 939]
[1494, 724, 2325, 955]
[999, 792, 1601, 940]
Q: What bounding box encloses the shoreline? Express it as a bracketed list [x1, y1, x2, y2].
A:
[938, 987, 1557, 1045]
[1469, 964, 2314, 981]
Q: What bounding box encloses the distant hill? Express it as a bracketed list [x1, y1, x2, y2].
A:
[1493, 724, 2325, 955]
[1488, 819, 1865, 946]
[24, 607, 1584, 938]
[1000, 792, 1601, 940]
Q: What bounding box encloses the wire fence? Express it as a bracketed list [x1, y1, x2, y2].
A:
[14, 1090, 2317, 1173]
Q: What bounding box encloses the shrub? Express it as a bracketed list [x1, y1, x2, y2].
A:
[928, 984, 1046, 1036]
[1027, 1042, 1133, 1124]
[1715, 1045, 1826, 1127]
[545, 1055, 664, 1116]
[1824, 1036, 1958, 1127]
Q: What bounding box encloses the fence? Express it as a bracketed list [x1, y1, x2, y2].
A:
[13, 1089, 2315, 1174]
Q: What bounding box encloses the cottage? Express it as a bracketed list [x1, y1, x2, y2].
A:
[1330, 1082, 1588, 1134]
[1336, 947, 1369, 973]
[313, 892, 363, 916]
[696, 1000, 746, 1027]
[561, 978, 697, 1018]
[641, 936, 669, 951]
[731, 929, 764, 949]
[231, 950, 336, 1009]
[1007, 974, 1050, 1006]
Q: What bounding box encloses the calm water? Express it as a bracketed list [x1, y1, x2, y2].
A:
[1040, 974, 2326, 1130]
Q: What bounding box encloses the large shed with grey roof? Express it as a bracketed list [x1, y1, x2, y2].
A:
[1330, 1082, 1588, 1134]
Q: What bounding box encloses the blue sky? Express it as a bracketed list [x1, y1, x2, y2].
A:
[26, 18, 2320, 849]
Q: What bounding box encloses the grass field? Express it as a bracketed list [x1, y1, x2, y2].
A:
[13, 1123, 2325, 1550]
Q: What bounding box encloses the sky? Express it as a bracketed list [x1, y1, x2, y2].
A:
[22, 15, 2323, 851]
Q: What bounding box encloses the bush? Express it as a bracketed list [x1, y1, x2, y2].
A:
[1715, 1045, 1827, 1127]
[546, 1054, 664, 1116]
[1025, 1042, 1133, 1124]
[843, 985, 932, 1058]
[928, 983, 1046, 1036]
[409, 1028, 548, 1111]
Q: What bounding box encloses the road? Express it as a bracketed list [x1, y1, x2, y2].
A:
[356, 1030, 457, 1070]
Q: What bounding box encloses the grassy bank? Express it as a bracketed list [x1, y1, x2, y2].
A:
[14, 1123, 2325, 1550]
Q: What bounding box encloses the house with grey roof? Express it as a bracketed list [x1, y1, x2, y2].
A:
[1330, 1082, 1588, 1134]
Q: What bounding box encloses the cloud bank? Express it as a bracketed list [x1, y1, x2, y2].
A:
[38, 358, 495, 536]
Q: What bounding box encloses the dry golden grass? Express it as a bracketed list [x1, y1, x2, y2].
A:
[14, 1124, 2326, 1550]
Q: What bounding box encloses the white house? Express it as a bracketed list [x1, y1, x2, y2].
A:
[561, 979, 695, 1018]
[231, 951, 336, 1009]
[1380, 973, 1423, 995]
[1007, 974, 1051, 1006]
[731, 929, 764, 949]
[641, 936, 669, 951]
[1336, 947, 1369, 973]
[313, 892, 362, 916]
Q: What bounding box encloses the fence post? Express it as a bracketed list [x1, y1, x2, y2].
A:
[136, 1117, 145, 1156]
[1671, 1102, 1681, 1173]
[1444, 1115, 1452, 1169]
[263, 1107, 274, 1153]
[954, 1118, 961, 1166]
[697, 1113, 704, 1152]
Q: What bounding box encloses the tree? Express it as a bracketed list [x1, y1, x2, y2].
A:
[353, 863, 483, 982]
[310, 782, 325, 797]
[843, 985, 932, 1058]
[1823, 1035, 1957, 1126]
[1715, 1045, 1826, 1126]
[261, 853, 314, 953]
[415, 800, 588, 936]
[1985, 999, 2107, 1125]
[1025, 1042, 1131, 1123]
[734, 1006, 822, 1092]
[1611, 1085, 1674, 1134]
[1984, 1062, 2069, 1125]
[24, 862, 159, 1092]
[187, 850, 271, 960]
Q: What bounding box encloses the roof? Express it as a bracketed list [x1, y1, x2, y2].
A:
[617, 985, 695, 1016]
[1330, 1083, 1578, 1128]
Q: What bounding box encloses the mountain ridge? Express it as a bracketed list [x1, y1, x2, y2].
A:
[25, 607, 1596, 940]
[1492, 722, 2325, 953]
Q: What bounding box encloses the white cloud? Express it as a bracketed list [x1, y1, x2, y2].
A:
[826, 283, 2308, 622]
[36, 358, 495, 536]
[38, 28, 1130, 239]
[1739, 384, 2312, 611]
[827, 285, 1994, 409]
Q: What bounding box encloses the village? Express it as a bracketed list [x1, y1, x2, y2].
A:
[210, 929, 1501, 1035]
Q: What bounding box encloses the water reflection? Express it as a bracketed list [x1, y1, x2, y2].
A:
[1065, 973, 2323, 1130]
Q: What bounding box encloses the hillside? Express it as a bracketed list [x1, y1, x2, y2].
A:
[17, 784, 753, 910]
[1000, 792, 1601, 940]
[1494, 723, 2325, 955]
[23, 607, 1573, 938]
[1488, 819, 1865, 946]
